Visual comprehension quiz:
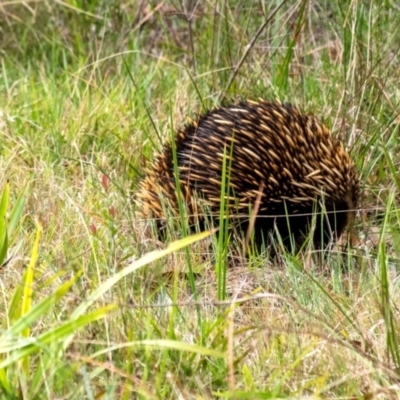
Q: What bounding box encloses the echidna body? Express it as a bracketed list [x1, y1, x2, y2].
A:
[136, 100, 359, 251]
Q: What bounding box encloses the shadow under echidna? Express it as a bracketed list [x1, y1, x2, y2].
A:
[136, 99, 359, 254]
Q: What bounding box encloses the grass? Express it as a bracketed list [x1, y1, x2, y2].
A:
[1, 0, 400, 398]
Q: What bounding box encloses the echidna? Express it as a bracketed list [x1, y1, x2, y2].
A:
[136, 100, 359, 252]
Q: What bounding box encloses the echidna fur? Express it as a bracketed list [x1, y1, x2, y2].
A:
[136, 99, 359, 251]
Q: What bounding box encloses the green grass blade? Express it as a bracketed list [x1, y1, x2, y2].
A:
[7, 185, 27, 240]
[276, 0, 307, 94]
[70, 232, 211, 320]
[3, 273, 82, 340]
[216, 144, 230, 301]
[0, 305, 114, 369]
[92, 339, 224, 359]
[21, 224, 42, 339]
[0, 182, 9, 266]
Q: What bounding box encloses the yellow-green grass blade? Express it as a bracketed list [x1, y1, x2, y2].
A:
[7, 184, 27, 240]
[0, 182, 9, 266]
[2, 273, 82, 341]
[21, 224, 42, 339]
[70, 231, 212, 320]
[92, 339, 224, 359]
[0, 305, 115, 369]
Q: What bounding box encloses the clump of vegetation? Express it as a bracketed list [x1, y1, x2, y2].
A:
[1, 1, 400, 398]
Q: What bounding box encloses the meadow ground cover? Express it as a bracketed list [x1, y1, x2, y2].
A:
[1, 1, 400, 398]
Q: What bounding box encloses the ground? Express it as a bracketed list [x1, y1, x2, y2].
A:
[0, 1, 400, 399]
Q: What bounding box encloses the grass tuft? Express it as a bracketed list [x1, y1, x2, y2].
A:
[1, 0, 400, 397]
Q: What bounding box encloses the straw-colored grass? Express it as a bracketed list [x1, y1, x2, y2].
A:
[1, 1, 400, 398]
